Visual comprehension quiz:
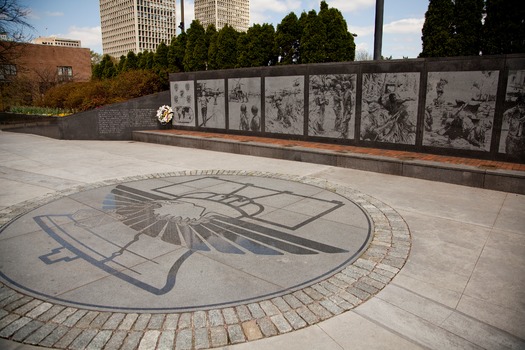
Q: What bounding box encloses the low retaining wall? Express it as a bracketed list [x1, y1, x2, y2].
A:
[133, 130, 525, 195]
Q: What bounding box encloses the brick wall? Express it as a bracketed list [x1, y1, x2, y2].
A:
[2, 41, 91, 83]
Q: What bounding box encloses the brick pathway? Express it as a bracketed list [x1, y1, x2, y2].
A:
[157, 130, 525, 172]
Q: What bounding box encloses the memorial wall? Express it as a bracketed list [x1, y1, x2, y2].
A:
[8, 55, 522, 164]
[169, 54, 525, 163]
[58, 90, 171, 140]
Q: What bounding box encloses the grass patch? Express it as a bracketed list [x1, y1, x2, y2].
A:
[8, 106, 75, 117]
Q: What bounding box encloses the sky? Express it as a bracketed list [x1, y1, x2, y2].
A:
[20, 0, 428, 59]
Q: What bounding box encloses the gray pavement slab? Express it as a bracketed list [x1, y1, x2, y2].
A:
[0, 131, 524, 350]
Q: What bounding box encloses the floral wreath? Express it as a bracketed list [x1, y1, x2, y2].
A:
[156, 105, 173, 124]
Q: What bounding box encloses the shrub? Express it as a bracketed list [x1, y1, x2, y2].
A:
[110, 70, 164, 100]
[40, 69, 164, 112]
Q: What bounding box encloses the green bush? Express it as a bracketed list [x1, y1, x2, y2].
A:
[110, 70, 164, 100]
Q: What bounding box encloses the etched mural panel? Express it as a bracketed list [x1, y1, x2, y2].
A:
[309, 74, 356, 139]
[423, 71, 499, 151]
[197, 79, 226, 129]
[171, 81, 196, 127]
[265, 76, 304, 135]
[361, 72, 419, 145]
[499, 70, 525, 160]
[228, 77, 262, 132]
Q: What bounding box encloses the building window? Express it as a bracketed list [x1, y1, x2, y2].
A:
[0, 64, 17, 81]
[57, 66, 73, 82]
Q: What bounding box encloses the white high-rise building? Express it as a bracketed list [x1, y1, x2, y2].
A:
[194, 0, 250, 32]
[99, 0, 177, 58]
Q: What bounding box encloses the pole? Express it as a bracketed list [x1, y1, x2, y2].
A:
[373, 0, 384, 60]
[180, 0, 185, 32]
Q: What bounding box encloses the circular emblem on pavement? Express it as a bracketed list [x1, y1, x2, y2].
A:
[0, 171, 412, 348]
[0, 172, 375, 312]
[0, 175, 372, 311]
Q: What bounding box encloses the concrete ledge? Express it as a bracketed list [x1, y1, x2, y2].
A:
[132, 131, 525, 195]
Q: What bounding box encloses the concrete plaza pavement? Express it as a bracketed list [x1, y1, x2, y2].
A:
[0, 130, 524, 349]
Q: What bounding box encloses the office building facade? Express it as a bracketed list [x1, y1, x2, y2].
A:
[99, 0, 177, 58]
[195, 0, 250, 32]
[33, 37, 82, 48]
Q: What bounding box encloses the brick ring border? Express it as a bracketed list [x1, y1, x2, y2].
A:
[0, 170, 411, 349]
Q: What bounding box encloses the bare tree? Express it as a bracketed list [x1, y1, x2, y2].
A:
[0, 0, 32, 39]
[355, 49, 373, 61]
[1, 0, 33, 78]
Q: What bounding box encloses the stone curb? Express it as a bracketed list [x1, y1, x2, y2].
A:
[0, 170, 411, 349]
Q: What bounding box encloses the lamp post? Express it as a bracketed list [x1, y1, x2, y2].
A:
[373, 0, 384, 60]
[179, 0, 185, 32]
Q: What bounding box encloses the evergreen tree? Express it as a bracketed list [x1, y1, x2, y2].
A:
[168, 33, 187, 72]
[92, 62, 102, 80]
[167, 36, 178, 72]
[300, 9, 327, 64]
[453, 0, 483, 56]
[183, 20, 207, 71]
[275, 12, 301, 64]
[483, 0, 525, 55]
[144, 51, 154, 69]
[138, 50, 149, 69]
[318, 1, 355, 62]
[153, 42, 169, 70]
[420, 0, 456, 57]
[204, 24, 217, 70]
[100, 54, 116, 79]
[237, 23, 276, 67]
[153, 42, 169, 87]
[261, 23, 278, 65]
[215, 25, 239, 69]
[116, 55, 126, 74]
[123, 51, 138, 71]
[205, 24, 217, 53]
[236, 32, 249, 67]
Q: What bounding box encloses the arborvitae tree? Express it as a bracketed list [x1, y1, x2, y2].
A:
[205, 24, 217, 53]
[92, 54, 114, 79]
[116, 55, 126, 73]
[300, 9, 327, 64]
[153, 42, 169, 88]
[167, 36, 178, 72]
[215, 25, 239, 69]
[318, 1, 355, 62]
[138, 50, 154, 69]
[453, 0, 484, 56]
[207, 31, 219, 70]
[92, 63, 102, 80]
[100, 54, 116, 79]
[203, 24, 217, 70]
[138, 50, 149, 69]
[153, 42, 169, 70]
[483, 0, 525, 55]
[260, 23, 278, 65]
[123, 51, 138, 71]
[275, 12, 301, 64]
[236, 32, 249, 67]
[183, 20, 207, 71]
[420, 0, 456, 57]
[237, 23, 276, 67]
[168, 33, 187, 72]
